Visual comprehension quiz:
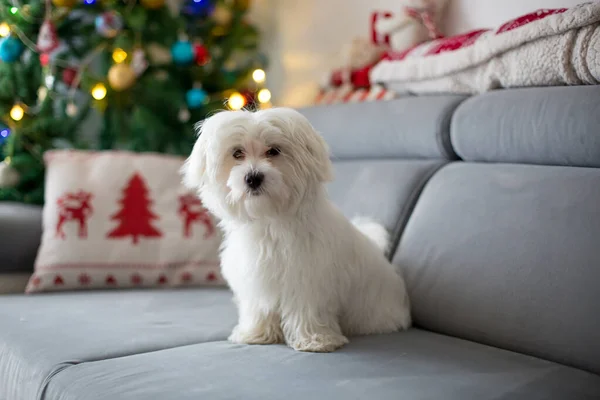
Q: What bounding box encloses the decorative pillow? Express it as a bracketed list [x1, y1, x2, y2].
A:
[26, 150, 224, 293]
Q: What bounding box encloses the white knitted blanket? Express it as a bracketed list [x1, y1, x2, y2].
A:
[370, 2, 600, 94]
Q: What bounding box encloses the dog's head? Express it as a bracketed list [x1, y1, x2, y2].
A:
[181, 108, 333, 221]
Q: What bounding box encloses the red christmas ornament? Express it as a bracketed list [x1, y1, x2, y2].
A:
[37, 20, 60, 53]
[40, 53, 50, 67]
[194, 44, 210, 65]
[106, 173, 163, 244]
[62, 67, 78, 87]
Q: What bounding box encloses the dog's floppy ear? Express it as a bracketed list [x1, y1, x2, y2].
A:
[265, 107, 334, 183]
[181, 121, 209, 190]
[306, 130, 334, 183]
[292, 110, 334, 183]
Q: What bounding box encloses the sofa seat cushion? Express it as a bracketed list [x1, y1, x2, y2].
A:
[0, 288, 237, 400]
[44, 329, 600, 400]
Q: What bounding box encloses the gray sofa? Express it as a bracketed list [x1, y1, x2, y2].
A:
[1, 85, 600, 400]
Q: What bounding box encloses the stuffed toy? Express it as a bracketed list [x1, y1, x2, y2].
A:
[374, 0, 448, 53]
[327, 0, 449, 90]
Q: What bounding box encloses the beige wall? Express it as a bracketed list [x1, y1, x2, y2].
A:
[248, 0, 584, 108]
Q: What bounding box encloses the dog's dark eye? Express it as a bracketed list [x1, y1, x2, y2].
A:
[266, 147, 280, 157]
[233, 149, 244, 160]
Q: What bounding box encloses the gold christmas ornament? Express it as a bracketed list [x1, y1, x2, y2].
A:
[146, 43, 172, 65]
[51, 0, 77, 8]
[108, 64, 136, 91]
[140, 0, 165, 9]
[212, 5, 233, 25]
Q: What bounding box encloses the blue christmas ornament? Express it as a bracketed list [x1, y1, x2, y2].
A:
[183, 0, 214, 16]
[0, 127, 10, 145]
[171, 40, 195, 65]
[186, 88, 208, 109]
[0, 36, 24, 63]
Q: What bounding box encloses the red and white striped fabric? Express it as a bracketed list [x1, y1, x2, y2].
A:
[371, 3, 600, 94]
[26, 150, 225, 293]
[314, 84, 396, 106]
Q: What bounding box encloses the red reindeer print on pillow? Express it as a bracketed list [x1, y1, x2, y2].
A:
[178, 194, 215, 238]
[55, 190, 94, 239]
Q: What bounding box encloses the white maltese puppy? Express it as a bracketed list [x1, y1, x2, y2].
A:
[181, 108, 411, 353]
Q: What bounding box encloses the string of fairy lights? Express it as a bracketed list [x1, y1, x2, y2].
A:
[0, 0, 272, 141]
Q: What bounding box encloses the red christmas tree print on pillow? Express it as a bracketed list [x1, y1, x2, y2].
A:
[106, 173, 162, 244]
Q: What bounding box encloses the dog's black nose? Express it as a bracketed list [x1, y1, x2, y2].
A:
[245, 171, 264, 190]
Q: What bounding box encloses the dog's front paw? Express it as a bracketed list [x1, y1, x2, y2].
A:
[290, 333, 349, 353]
[228, 324, 284, 345]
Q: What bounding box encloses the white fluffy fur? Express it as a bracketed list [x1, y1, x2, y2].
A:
[181, 107, 411, 353]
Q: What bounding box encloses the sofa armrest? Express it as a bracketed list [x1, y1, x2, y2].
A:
[0, 202, 42, 275]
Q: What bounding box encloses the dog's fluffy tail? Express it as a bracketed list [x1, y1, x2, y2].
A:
[352, 217, 389, 254]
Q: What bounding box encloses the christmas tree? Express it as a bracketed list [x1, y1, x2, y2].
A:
[0, 0, 269, 205]
[107, 172, 162, 244]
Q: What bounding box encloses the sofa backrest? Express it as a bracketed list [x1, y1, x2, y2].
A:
[299, 96, 464, 256]
[392, 86, 600, 375]
[300, 96, 463, 160]
[0, 203, 43, 275]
